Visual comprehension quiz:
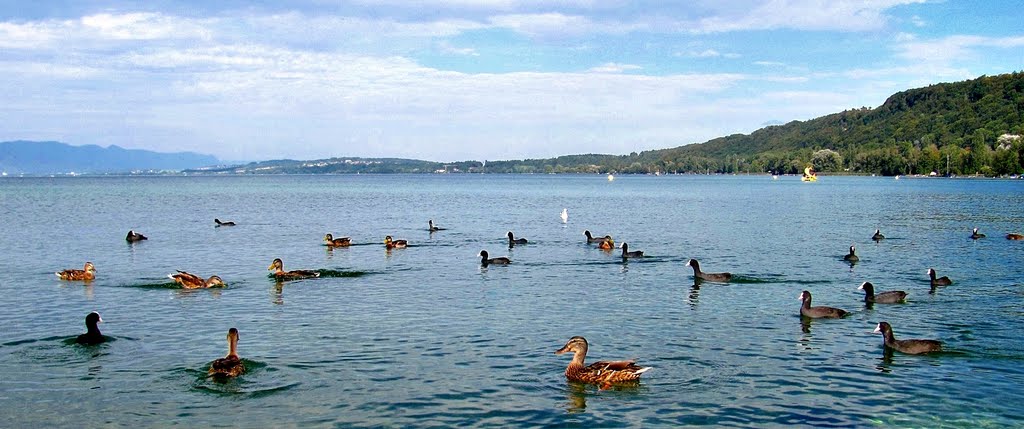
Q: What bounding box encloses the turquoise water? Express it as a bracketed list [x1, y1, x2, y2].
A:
[0, 174, 1022, 427]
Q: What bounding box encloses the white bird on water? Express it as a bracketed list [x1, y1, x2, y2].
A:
[560, 208, 568, 223]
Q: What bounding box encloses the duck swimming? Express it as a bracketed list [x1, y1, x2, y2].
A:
[428, 220, 446, 232]
[970, 228, 986, 239]
[843, 245, 859, 262]
[268, 258, 319, 280]
[208, 328, 245, 377]
[1007, 233, 1024, 240]
[583, 230, 606, 243]
[555, 336, 652, 386]
[324, 233, 352, 247]
[598, 236, 614, 250]
[75, 312, 104, 345]
[168, 270, 225, 289]
[507, 231, 527, 245]
[215, 218, 236, 227]
[686, 259, 732, 282]
[125, 230, 147, 242]
[872, 229, 885, 241]
[873, 322, 942, 355]
[927, 268, 952, 287]
[56, 262, 96, 281]
[858, 281, 906, 304]
[620, 242, 643, 259]
[478, 250, 511, 266]
[384, 235, 408, 249]
[798, 290, 848, 319]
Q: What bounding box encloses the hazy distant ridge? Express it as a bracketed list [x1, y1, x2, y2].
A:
[0, 140, 219, 174]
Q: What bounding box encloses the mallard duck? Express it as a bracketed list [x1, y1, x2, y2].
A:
[479, 250, 511, 266]
[798, 290, 848, 319]
[324, 233, 352, 247]
[583, 230, 606, 243]
[56, 262, 96, 281]
[555, 336, 652, 386]
[168, 270, 225, 289]
[873, 322, 942, 355]
[970, 228, 985, 239]
[267, 258, 319, 279]
[858, 281, 906, 304]
[75, 312, 104, 345]
[428, 220, 446, 232]
[384, 235, 408, 249]
[843, 245, 859, 262]
[208, 328, 245, 377]
[125, 230, 147, 242]
[215, 218, 236, 226]
[872, 229, 885, 241]
[620, 242, 643, 259]
[1007, 233, 1024, 240]
[598, 236, 614, 250]
[507, 231, 527, 245]
[686, 259, 732, 282]
[928, 268, 952, 287]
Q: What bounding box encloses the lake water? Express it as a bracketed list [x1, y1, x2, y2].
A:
[0, 174, 1022, 427]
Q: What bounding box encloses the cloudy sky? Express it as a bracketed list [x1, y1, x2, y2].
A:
[1, 1, 1021, 162]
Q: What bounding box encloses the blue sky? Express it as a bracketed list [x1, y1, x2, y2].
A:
[1, 1, 1022, 162]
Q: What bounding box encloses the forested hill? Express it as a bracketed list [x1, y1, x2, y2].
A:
[484, 72, 1024, 176]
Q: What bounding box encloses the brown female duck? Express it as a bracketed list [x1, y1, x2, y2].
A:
[1007, 233, 1024, 240]
[555, 336, 652, 386]
[208, 328, 245, 377]
[324, 233, 352, 247]
[598, 236, 614, 250]
[168, 270, 225, 289]
[56, 262, 96, 281]
[268, 258, 319, 279]
[384, 235, 408, 249]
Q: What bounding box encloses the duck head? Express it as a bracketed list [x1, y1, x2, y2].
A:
[268, 258, 283, 271]
[555, 336, 589, 356]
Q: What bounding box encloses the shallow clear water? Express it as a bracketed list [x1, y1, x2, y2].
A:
[1, 174, 1022, 427]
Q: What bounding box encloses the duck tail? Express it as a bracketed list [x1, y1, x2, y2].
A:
[54, 272, 61, 278]
[635, 366, 653, 375]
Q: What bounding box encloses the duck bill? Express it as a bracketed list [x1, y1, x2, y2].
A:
[554, 345, 570, 355]
[267, 263, 275, 270]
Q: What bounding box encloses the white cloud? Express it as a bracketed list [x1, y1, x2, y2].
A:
[587, 62, 642, 73]
[896, 35, 1024, 65]
[683, 49, 742, 59]
[690, 0, 928, 33]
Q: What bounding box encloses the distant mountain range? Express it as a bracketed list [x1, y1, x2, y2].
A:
[0, 141, 220, 174]
[5, 72, 1023, 176]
